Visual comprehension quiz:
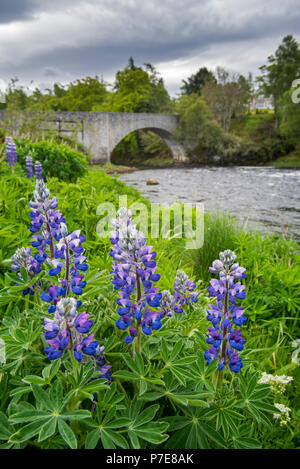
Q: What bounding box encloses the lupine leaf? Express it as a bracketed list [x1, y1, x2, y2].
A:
[138, 392, 164, 401]
[9, 410, 50, 424]
[85, 428, 100, 449]
[113, 370, 140, 380]
[38, 417, 57, 442]
[133, 404, 159, 427]
[100, 429, 116, 449]
[10, 419, 49, 443]
[31, 383, 55, 412]
[58, 418, 77, 449]
[102, 429, 129, 449]
[123, 354, 142, 376]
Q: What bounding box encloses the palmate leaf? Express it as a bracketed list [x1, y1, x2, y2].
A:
[236, 370, 275, 429]
[85, 411, 131, 449]
[8, 382, 92, 447]
[164, 415, 224, 449]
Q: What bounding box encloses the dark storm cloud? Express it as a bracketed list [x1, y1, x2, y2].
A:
[0, 0, 37, 23]
[1, 0, 300, 93]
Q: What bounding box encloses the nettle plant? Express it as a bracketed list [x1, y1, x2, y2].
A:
[0, 178, 279, 450]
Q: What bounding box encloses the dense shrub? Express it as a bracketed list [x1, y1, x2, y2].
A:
[15, 138, 88, 182]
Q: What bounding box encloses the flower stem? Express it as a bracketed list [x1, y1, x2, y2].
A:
[216, 369, 224, 390]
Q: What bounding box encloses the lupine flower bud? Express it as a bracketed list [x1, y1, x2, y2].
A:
[219, 250, 237, 267]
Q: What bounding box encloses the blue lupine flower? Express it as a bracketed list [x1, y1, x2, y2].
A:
[44, 330, 69, 360]
[43, 298, 97, 362]
[204, 250, 247, 374]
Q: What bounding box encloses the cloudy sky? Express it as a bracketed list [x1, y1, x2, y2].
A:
[0, 0, 300, 95]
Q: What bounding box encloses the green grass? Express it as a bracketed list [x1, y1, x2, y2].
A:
[90, 162, 138, 174]
[270, 150, 300, 167]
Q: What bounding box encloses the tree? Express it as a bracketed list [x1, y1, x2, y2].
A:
[5, 78, 28, 110]
[103, 58, 173, 113]
[181, 67, 216, 95]
[258, 35, 300, 125]
[52, 77, 109, 111]
[174, 93, 225, 160]
[202, 67, 252, 132]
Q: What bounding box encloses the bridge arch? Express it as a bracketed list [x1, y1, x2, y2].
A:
[109, 126, 187, 163]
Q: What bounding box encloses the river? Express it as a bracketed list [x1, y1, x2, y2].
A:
[118, 166, 300, 240]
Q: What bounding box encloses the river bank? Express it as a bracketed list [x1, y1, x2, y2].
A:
[95, 151, 300, 173]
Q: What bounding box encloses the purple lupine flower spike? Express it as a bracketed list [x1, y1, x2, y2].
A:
[25, 155, 34, 179]
[204, 250, 247, 373]
[35, 160, 43, 180]
[5, 136, 17, 170]
[159, 271, 198, 317]
[109, 207, 162, 343]
[43, 297, 98, 362]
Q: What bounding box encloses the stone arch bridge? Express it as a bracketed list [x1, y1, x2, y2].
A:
[0, 111, 187, 164]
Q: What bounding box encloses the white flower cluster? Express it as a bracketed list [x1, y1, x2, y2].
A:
[273, 403, 291, 426]
[258, 372, 293, 393]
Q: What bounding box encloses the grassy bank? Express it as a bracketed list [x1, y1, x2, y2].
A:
[269, 150, 300, 168]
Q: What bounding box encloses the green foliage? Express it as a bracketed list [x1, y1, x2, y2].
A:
[258, 35, 300, 118]
[112, 130, 171, 165]
[47, 77, 109, 112]
[202, 67, 252, 132]
[181, 67, 216, 96]
[102, 58, 173, 114]
[15, 139, 88, 182]
[174, 94, 226, 160]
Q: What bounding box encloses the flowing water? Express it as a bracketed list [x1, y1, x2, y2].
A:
[119, 166, 300, 239]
